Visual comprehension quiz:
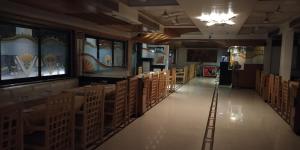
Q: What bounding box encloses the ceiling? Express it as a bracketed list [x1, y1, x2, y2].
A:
[3, 0, 300, 40]
[121, 0, 178, 7]
[129, 0, 300, 39]
[139, 6, 195, 26]
[5, 0, 142, 32]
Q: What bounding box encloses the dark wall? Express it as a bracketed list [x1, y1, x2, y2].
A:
[232, 64, 263, 89]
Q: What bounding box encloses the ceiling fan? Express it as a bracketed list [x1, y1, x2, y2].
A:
[161, 10, 183, 18]
[263, 12, 272, 23]
[171, 16, 191, 26]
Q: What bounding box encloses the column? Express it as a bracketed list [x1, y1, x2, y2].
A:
[279, 25, 294, 80]
[263, 38, 272, 73]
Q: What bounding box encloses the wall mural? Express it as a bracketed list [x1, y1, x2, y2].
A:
[82, 38, 114, 74]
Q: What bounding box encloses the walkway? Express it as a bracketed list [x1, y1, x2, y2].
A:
[97, 78, 300, 150]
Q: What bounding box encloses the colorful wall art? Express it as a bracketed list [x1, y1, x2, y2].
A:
[203, 65, 218, 77]
[229, 46, 247, 70]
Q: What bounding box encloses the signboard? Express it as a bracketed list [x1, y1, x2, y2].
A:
[203, 66, 218, 77]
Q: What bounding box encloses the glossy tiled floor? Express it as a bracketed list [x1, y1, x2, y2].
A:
[97, 78, 300, 150]
[214, 86, 300, 150]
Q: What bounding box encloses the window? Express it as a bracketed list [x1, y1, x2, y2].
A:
[113, 41, 124, 67]
[0, 22, 70, 84]
[99, 40, 112, 67]
[83, 36, 126, 74]
[1, 25, 39, 80]
[40, 29, 68, 76]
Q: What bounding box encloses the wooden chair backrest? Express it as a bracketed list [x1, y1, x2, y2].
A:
[46, 92, 74, 150]
[282, 80, 289, 114]
[256, 70, 261, 92]
[268, 74, 275, 102]
[0, 104, 23, 150]
[143, 75, 151, 109]
[152, 73, 159, 101]
[128, 77, 139, 118]
[82, 86, 105, 147]
[158, 72, 165, 98]
[260, 72, 265, 95]
[274, 76, 282, 107]
[289, 81, 299, 100]
[114, 80, 128, 126]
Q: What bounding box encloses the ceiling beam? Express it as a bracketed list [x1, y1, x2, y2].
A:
[164, 25, 197, 28]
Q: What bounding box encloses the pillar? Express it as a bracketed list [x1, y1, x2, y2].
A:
[263, 38, 272, 73]
[279, 24, 294, 80]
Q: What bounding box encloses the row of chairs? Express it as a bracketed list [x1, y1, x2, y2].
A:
[176, 64, 197, 84]
[142, 71, 168, 110]
[256, 70, 299, 125]
[0, 76, 139, 150]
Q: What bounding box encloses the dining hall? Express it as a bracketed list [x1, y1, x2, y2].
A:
[0, 0, 300, 150]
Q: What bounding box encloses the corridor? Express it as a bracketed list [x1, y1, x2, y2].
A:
[97, 78, 300, 150]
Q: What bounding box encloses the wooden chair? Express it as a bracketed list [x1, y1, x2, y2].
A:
[158, 72, 166, 101]
[263, 75, 270, 102]
[255, 70, 261, 94]
[268, 74, 275, 104]
[142, 75, 152, 110]
[166, 70, 171, 94]
[169, 68, 176, 92]
[289, 81, 299, 124]
[24, 92, 75, 150]
[176, 67, 185, 84]
[274, 76, 282, 110]
[281, 80, 289, 121]
[184, 66, 189, 83]
[75, 86, 105, 150]
[104, 80, 127, 132]
[0, 104, 23, 150]
[259, 72, 265, 96]
[127, 77, 139, 122]
[150, 73, 159, 107]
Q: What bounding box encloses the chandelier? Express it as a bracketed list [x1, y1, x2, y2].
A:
[196, 10, 237, 26]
